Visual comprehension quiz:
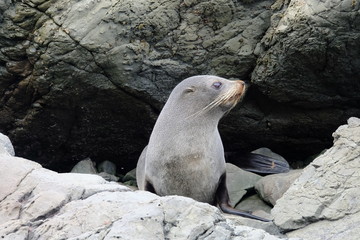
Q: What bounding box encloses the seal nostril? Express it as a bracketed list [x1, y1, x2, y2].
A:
[237, 80, 245, 86]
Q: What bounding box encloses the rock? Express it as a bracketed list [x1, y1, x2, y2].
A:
[97, 160, 117, 175]
[122, 168, 138, 187]
[272, 117, 360, 239]
[226, 163, 262, 206]
[0, 133, 15, 156]
[236, 194, 272, 214]
[0, 158, 130, 226]
[253, 0, 360, 108]
[70, 158, 98, 174]
[1, 0, 359, 174]
[255, 170, 303, 206]
[123, 168, 137, 182]
[0, 152, 295, 239]
[98, 172, 119, 182]
[226, 213, 283, 238]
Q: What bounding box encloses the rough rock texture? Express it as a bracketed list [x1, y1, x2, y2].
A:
[272, 117, 360, 239]
[71, 158, 97, 174]
[0, 133, 15, 156]
[0, 141, 293, 240]
[255, 170, 303, 206]
[236, 194, 272, 214]
[226, 163, 262, 207]
[98, 160, 117, 175]
[253, 0, 360, 108]
[1, 0, 359, 173]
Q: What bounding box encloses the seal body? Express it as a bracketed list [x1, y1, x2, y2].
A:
[136, 75, 269, 222]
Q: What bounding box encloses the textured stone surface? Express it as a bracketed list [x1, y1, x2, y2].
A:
[0, 133, 15, 156]
[226, 163, 262, 207]
[255, 170, 303, 206]
[272, 117, 360, 239]
[98, 160, 117, 175]
[253, 0, 360, 107]
[70, 158, 97, 174]
[236, 194, 273, 214]
[0, 0, 359, 174]
[0, 143, 293, 240]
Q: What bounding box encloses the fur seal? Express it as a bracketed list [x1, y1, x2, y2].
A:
[136, 75, 269, 222]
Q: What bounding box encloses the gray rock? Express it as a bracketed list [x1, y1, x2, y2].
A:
[0, 153, 294, 240]
[236, 194, 272, 214]
[123, 168, 137, 182]
[272, 117, 360, 239]
[255, 170, 303, 206]
[0, 133, 15, 156]
[70, 158, 97, 174]
[123, 168, 138, 187]
[226, 163, 262, 206]
[253, 0, 360, 108]
[97, 172, 119, 182]
[1, 0, 358, 174]
[97, 160, 117, 175]
[226, 213, 284, 238]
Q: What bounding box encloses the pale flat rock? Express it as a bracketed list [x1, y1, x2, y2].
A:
[0, 155, 42, 202]
[0, 145, 295, 239]
[272, 117, 360, 239]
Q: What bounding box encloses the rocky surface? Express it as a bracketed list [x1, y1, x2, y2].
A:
[0, 137, 292, 240]
[255, 170, 303, 206]
[0, 133, 15, 156]
[226, 163, 262, 207]
[1, 116, 359, 239]
[1, 0, 359, 173]
[71, 158, 120, 182]
[236, 194, 272, 215]
[272, 117, 360, 239]
[71, 157, 98, 174]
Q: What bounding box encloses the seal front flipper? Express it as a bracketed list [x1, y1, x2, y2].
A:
[216, 174, 271, 222]
[225, 152, 290, 175]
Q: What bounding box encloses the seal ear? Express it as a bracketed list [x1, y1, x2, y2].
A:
[184, 86, 196, 94]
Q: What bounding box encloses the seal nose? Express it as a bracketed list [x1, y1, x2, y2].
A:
[235, 80, 246, 88]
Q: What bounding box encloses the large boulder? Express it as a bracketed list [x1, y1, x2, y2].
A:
[0, 137, 293, 240]
[272, 117, 360, 239]
[0, 0, 359, 173]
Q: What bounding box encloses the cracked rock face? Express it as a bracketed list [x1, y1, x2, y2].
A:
[272, 117, 360, 239]
[0, 0, 359, 172]
[0, 147, 292, 240]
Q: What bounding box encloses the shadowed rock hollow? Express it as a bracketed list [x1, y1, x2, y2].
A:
[0, 0, 359, 172]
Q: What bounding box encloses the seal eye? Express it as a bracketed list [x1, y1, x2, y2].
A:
[184, 86, 195, 94]
[212, 82, 222, 90]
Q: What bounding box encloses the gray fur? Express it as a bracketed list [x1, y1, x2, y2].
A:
[136, 75, 245, 204]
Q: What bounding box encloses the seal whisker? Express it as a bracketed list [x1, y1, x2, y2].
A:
[187, 95, 224, 120]
[186, 86, 240, 120]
